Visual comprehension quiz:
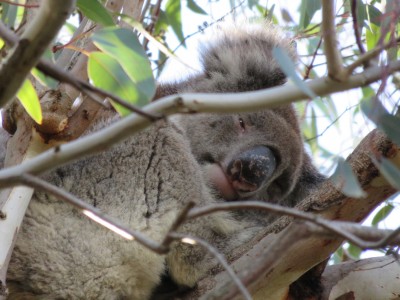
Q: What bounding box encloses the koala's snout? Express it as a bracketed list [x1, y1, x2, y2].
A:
[227, 146, 276, 195]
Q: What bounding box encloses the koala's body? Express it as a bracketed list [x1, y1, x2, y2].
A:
[6, 23, 323, 299]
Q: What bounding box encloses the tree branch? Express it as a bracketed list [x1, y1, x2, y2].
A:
[170, 233, 252, 300]
[0, 59, 399, 180]
[0, 0, 75, 108]
[350, 0, 367, 58]
[321, 256, 400, 299]
[321, 0, 346, 80]
[184, 129, 400, 299]
[346, 37, 400, 75]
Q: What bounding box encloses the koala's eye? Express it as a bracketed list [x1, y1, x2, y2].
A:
[238, 118, 246, 131]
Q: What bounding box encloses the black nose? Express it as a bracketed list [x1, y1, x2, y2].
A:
[227, 146, 276, 193]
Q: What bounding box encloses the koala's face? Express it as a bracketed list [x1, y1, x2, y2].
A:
[179, 105, 305, 204]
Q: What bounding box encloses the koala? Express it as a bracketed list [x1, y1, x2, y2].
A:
[158, 24, 324, 225]
[5, 23, 324, 299]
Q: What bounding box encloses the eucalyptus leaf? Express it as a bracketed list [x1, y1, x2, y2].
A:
[88, 52, 145, 115]
[330, 157, 366, 198]
[187, 0, 206, 15]
[379, 115, 400, 146]
[92, 27, 155, 103]
[371, 204, 394, 226]
[17, 79, 42, 125]
[360, 97, 387, 124]
[77, 0, 114, 27]
[4, 3, 17, 28]
[372, 157, 400, 190]
[366, 4, 382, 26]
[347, 244, 362, 259]
[273, 46, 316, 99]
[299, 0, 321, 29]
[361, 97, 400, 146]
[31, 52, 59, 89]
[165, 0, 185, 46]
[31, 68, 59, 89]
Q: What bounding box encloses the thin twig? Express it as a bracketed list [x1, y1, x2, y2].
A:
[306, 221, 400, 248]
[170, 232, 252, 300]
[37, 60, 162, 121]
[346, 36, 400, 75]
[306, 104, 358, 141]
[161, 202, 195, 247]
[187, 201, 376, 249]
[350, 0, 367, 60]
[303, 37, 322, 80]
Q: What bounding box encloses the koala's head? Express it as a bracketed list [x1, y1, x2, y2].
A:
[176, 106, 304, 205]
[155, 23, 307, 205]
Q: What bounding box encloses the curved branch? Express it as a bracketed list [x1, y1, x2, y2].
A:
[0, 58, 399, 181]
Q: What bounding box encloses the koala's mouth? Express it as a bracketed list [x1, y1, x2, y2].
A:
[204, 163, 238, 200]
[204, 163, 260, 201]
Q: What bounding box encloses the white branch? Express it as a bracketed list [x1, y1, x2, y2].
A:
[0, 59, 399, 182]
[321, 256, 400, 299]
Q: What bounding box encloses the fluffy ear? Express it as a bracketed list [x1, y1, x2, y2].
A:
[196, 22, 297, 91]
[153, 22, 297, 99]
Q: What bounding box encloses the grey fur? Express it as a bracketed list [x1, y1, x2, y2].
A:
[6, 23, 323, 299]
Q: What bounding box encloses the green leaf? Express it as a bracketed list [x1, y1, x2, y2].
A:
[1, 4, 9, 23]
[347, 244, 362, 259]
[154, 10, 169, 36]
[92, 27, 155, 103]
[247, 0, 258, 9]
[331, 247, 344, 264]
[299, 0, 321, 29]
[265, 4, 275, 22]
[360, 96, 387, 124]
[366, 4, 382, 27]
[273, 46, 317, 99]
[361, 97, 400, 146]
[309, 107, 318, 153]
[379, 115, 400, 146]
[372, 157, 400, 190]
[371, 204, 394, 226]
[31, 68, 59, 89]
[187, 0, 206, 15]
[165, 0, 184, 46]
[88, 52, 147, 115]
[17, 79, 42, 124]
[31, 51, 59, 89]
[330, 157, 367, 198]
[77, 0, 114, 27]
[3, 3, 17, 27]
[366, 24, 379, 50]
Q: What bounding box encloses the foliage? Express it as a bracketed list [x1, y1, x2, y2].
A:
[0, 0, 399, 271]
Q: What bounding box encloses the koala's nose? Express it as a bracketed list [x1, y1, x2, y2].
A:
[227, 146, 276, 194]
